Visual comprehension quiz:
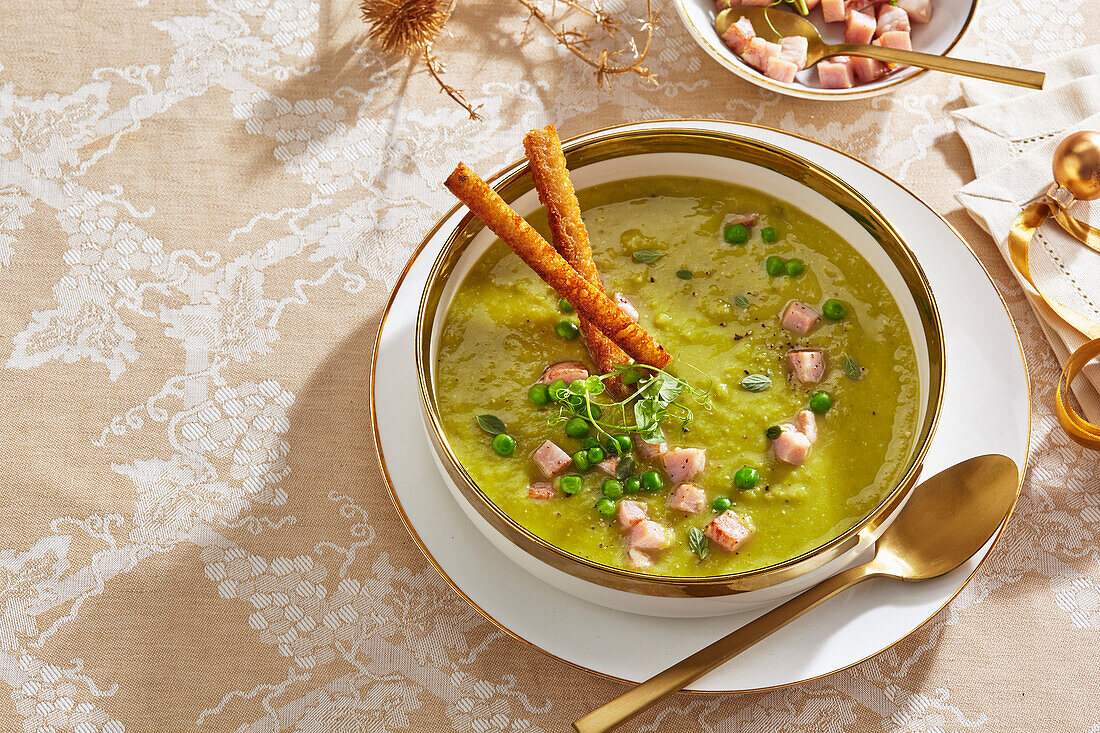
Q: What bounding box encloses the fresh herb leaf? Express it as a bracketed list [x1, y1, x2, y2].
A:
[740, 374, 772, 392]
[633, 249, 662, 264]
[842, 355, 863, 381]
[765, 424, 782, 440]
[734, 294, 750, 308]
[676, 269, 694, 280]
[688, 526, 710, 560]
[476, 414, 507, 435]
[616, 455, 636, 481]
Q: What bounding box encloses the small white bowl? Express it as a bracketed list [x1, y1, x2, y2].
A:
[674, 0, 979, 99]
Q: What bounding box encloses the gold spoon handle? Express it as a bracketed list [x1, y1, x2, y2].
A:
[572, 564, 875, 733]
[830, 44, 1046, 89]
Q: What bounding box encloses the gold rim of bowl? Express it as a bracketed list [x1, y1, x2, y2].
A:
[414, 126, 947, 597]
[672, 0, 981, 100]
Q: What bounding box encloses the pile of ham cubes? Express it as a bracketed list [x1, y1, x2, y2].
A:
[717, 0, 933, 89]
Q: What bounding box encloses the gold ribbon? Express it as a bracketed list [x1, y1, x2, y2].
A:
[1008, 196, 1100, 449]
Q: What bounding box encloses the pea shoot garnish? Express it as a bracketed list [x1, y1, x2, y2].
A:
[542, 364, 712, 447]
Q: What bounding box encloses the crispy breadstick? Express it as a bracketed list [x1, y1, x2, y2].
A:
[523, 125, 632, 393]
[445, 162, 671, 369]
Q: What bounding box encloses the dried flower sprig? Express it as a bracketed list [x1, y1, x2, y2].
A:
[360, 0, 658, 119]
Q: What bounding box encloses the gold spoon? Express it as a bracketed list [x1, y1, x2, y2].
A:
[574, 453, 1019, 733]
[716, 8, 1045, 90]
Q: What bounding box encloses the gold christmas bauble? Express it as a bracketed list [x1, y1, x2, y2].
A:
[1053, 131, 1100, 201]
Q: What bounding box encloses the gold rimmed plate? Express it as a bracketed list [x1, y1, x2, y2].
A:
[674, 0, 980, 99]
[370, 120, 1028, 690]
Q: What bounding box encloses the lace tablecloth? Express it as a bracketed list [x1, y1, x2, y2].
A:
[1, 1, 1096, 731]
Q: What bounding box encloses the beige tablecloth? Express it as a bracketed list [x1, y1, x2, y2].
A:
[1, 2, 1097, 731]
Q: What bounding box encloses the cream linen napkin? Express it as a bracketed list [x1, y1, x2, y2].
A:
[954, 48, 1100, 423]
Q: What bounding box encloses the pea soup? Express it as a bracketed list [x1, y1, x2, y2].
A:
[436, 176, 919, 577]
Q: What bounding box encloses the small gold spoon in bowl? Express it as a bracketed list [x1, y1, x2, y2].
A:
[574, 453, 1019, 733]
[716, 7, 1045, 89]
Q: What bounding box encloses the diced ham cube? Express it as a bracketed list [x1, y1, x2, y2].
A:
[851, 55, 888, 83]
[705, 510, 755, 553]
[715, 0, 738, 10]
[725, 211, 759, 226]
[628, 547, 654, 569]
[662, 448, 706, 484]
[538, 361, 589, 385]
[818, 57, 854, 89]
[612, 292, 640, 323]
[779, 36, 808, 69]
[527, 482, 556, 500]
[896, 0, 932, 23]
[772, 426, 812, 465]
[786, 349, 826, 384]
[796, 409, 817, 443]
[628, 520, 671, 551]
[780, 301, 822, 335]
[618, 499, 648, 529]
[876, 4, 911, 35]
[742, 37, 780, 71]
[633, 434, 667, 460]
[845, 10, 876, 44]
[741, 0, 772, 5]
[532, 440, 571, 478]
[765, 57, 800, 84]
[596, 456, 620, 476]
[667, 483, 707, 514]
[804, 0, 821, 9]
[875, 30, 912, 51]
[720, 16, 756, 55]
[821, 0, 846, 23]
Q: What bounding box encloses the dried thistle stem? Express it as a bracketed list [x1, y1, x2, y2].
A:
[423, 46, 483, 120]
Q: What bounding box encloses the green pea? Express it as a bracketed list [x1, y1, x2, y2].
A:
[624, 476, 642, 494]
[601, 479, 624, 500]
[555, 320, 580, 340]
[640, 470, 663, 492]
[559, 475, 583, 495]
[528, 383, 550, 406]
[712, 496, 733, 512]
[810, 390, 833, 414]
[596, 498, 617, 517]
[583, 437, 601, 449]
[822, 299, 847, 320]
[492, 433, 517, 457]
[586, 403, 603, 421]
[765, 256, 785, 276]
[761, 226, 778, 243]
[724, 223, 749, 244]
[572, 450, 591, 471]
[565, 417, 591, 439]
[765, 424, 782, 440]
[587, 446, 605, 464]
[558, 297, 574, 313]
[734, 466, 759, 490]
[785, 259, 805, 277]
[605, 434, 632, 456]
[547, 379, 567, 401]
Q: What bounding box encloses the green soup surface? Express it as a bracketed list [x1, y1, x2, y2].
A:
[436, 176, 919, 577]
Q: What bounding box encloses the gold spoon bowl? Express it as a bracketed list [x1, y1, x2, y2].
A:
[716, 7, 1044, 90]
[574, 453, 1020, 733]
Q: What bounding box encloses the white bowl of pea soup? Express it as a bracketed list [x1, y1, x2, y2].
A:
[417, 125, 945, 616]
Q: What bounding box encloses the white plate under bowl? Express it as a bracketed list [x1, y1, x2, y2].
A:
[674, 0, 979, 100]
[371, 120, 1029, 691]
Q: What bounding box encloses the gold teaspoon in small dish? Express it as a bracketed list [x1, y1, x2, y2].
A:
[716, 8, 1045, 90]
[574, 453, 1019, 733]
